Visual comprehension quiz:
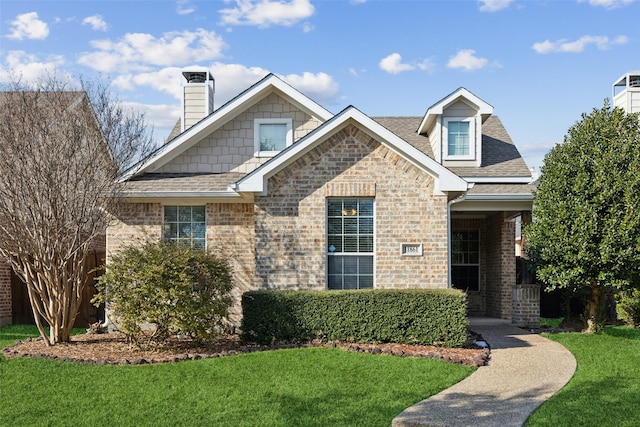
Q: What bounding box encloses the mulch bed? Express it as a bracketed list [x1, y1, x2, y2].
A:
[2, 332, 490, 367]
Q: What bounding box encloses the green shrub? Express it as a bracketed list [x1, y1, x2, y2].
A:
[94, 241, 234, 343]
[241, 289, 468, 347]
[615, 288, 640, 327]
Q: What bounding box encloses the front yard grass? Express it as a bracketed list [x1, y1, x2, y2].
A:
[527, 325, 640, 426]
[0, 325, 474, 427]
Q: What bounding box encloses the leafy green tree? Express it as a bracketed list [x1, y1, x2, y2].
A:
[525, 101, 640, 333]
[94, 241, 234, 344]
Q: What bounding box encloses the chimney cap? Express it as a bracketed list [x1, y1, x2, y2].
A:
[182, 66, 213, 83]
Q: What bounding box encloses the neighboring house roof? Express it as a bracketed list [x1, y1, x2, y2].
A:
[120, 73, 333, 181]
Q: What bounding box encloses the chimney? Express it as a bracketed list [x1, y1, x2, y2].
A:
[612, 71, 640, 114]
[181, 66, 214, 132]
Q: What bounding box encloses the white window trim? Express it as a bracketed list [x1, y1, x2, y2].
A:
[443, 117, 475, 161]
[254, 118, 293, 157]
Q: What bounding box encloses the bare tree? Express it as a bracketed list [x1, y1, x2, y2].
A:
[0, 73, 154, 345]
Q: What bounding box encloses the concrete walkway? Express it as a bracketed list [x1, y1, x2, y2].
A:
[392, 318, 576, 427]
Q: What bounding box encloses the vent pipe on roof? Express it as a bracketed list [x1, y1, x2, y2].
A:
[181, 66, 215, 132]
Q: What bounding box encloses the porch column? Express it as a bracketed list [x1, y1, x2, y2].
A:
[0, 261, 12, 326]
[512, 211, 540, 328]
[485, 213, 516, 319]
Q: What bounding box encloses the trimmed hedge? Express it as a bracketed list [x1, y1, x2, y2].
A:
[240, 289, 468, 347]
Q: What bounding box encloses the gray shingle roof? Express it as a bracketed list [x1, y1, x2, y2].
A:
[374, 115, 531, 178]
[122, 172, 245, 194]
[466, 183, 534, 195]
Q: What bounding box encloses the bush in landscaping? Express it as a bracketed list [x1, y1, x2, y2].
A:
[241, 289, 468, 347]
[94, 241, 234, 343]
[615, 288, 640, 327]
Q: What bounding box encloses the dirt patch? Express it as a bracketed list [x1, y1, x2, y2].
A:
[2, 332, 489, 367]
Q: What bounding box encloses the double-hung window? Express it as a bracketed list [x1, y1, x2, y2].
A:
[451, 229, 480, 292]
[327, 199, 374, 290]
[254, 118, 293, 157]
[163, 206, 206, 249]
[444, 117, 475, 159]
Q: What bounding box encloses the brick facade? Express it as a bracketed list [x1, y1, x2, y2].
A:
[206, 203, 256, 323]
[0, 260, 11, 326]
[106, 203, 163, 260]
[255, 124, 449, 290]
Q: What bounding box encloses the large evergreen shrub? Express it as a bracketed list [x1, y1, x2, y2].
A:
[94, 241, 233, 343]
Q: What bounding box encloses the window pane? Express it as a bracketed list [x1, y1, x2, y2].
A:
[328, 236, 342, 253]
[260, 124, 287, 151]
[344, 218, 358, 234]
[328, 275, 341, 290]
[359, 200, 374, 216]
[343, 257, 358, 274]
[192, 206, 205, 222]
[359, 236, 374, 252]
[164, 206, 177, 222]
[448, 121, 470, 156]
[358, 255, 373, 274]
[343, 236, 358, 252]
[327, 200, 343, 217]
[328, 218, 342, 235]
[359, 217, 373, 234]
[359, 275, 373, 289]
[328, 256, 342, 275]
[343, 275, 358, 290]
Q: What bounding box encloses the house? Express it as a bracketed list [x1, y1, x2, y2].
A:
[108, 67, 538, 327]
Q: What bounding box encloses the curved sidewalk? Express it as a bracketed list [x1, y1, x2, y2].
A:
[393, 319, 576, 427]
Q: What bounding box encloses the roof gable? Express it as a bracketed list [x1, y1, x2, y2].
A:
[120, 73, 333, 181]
[235, 106, 468, 195]
[417, 87, 493, 135]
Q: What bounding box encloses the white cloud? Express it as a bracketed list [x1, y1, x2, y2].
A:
[417, 58, 437, 73]
[379, 53, 415, 74]
[478, 0, 513, 12]
[7, 12, 49, 40]
[177, 0, 196, 15]
[0, 50, 67, 84]
[278, 71, 339, 105]
[219, 0, 315, 28]
[77, 29, 227, 72]
[82, 15, 108, 31]
[578, 0, 635, 9]
[532, 35, 628, 53]
[447, 49, 490, 71]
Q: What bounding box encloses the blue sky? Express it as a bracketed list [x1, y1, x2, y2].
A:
[1, 0, 639, 171]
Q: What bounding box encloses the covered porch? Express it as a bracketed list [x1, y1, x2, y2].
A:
[449, 185, 538, 327]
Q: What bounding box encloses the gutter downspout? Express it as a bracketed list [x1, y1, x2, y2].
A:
[447, 194, 467, 287]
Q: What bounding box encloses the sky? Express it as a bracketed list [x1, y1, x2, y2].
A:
[1, 0, 639, 172]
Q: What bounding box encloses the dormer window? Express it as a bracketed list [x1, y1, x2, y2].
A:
[254, 118, 293, 157]
[444, 117, 475, 160]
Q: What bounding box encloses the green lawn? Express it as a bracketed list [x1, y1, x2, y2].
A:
[527, 325, 640, 426]
[0, 325, 474, 427]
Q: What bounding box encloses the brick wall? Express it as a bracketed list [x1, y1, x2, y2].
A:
[106, 203, 163, 260]
[0, 260, 11, 326]
[512, 284, 540, 327]
[255, 124, 449, 290]
[206, 203, 256, 323]
[485, 213, 516, 319]
[158, 93, 323, 175]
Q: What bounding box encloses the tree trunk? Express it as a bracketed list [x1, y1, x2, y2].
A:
[585, 283, 603, 333]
